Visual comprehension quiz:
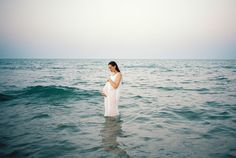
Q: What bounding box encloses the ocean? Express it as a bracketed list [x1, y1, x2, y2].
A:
[0, 59, 236, 158]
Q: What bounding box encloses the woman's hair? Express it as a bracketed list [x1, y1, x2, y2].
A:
[108, 61, 120, 72]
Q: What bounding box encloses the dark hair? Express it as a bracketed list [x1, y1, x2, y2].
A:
[108, 61, 120, 72]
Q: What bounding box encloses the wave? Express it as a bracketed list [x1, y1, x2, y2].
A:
[222, 65, 236, 70]
[31, 113, 50, 120]
[170, 106, 204, 121]
[56, 123, 80, 132]
[208, 76, 231, 83]
[1, 85, 101, 102]
[0, 93, 15, 101]
[186, 88, 209, 92]
[155, 86, 184, 91]
[155, 86, 209, 92]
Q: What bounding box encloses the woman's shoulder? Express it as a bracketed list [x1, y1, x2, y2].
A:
[117, 72, 122, 77]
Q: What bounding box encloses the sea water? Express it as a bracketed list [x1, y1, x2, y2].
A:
[0, 59, 236, 158]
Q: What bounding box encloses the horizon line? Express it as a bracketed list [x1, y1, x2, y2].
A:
[0, 57, 236, 60]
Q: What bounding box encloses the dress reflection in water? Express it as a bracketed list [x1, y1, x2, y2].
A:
[100, 116, 129, 157]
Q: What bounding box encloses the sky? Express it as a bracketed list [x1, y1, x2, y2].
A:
[0, 0, 235, 59]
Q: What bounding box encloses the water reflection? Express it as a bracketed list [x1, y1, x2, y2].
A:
[100, 116, 130, 157]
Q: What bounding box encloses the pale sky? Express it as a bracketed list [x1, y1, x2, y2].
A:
[0, 0, 235, 59]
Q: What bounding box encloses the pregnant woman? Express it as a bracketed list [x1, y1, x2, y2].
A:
[101, 61, 123, 117]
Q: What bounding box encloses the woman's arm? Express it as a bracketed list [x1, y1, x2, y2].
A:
[108, 73, 122, 89]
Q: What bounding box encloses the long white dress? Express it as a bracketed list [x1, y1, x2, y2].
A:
[102, 73, 122, 117]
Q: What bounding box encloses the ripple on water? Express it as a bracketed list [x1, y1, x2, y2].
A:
[153, 110, 179, 120]
[56, 123, 80, 132]
[134, 116, 150, 123]
[31, 113, 50, 120]
[170, 106, 204, 121]
[0, 93, 15, 101]
[207, 111, 232, 120]
[131, 95, 143, 99]
[205, 101, 236, 112]
[34, 140, 78, 157]
[207, 125, 236, 137]
[155, 86, 184, 91]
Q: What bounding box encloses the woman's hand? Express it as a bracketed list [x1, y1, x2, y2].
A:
[100, 90, 107, 97]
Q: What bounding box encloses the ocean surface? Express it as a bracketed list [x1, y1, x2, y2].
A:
[0, 59, 236, 158]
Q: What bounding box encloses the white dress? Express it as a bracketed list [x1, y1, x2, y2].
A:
[102, 72, 122, 117]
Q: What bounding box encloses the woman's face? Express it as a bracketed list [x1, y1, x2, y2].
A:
[108, 64, 116, 72]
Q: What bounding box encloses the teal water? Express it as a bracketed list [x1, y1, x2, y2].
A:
[0, 59, 236, 158]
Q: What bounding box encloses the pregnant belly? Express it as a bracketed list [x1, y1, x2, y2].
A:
[103, 82, 116, 96]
